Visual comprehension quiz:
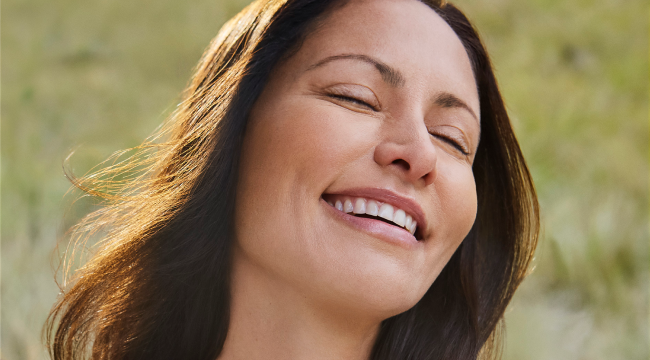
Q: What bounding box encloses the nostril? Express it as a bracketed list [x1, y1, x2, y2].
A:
[391, 159, 410, 171]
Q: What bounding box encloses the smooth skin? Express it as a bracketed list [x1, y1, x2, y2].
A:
[224, 0, 480, 359]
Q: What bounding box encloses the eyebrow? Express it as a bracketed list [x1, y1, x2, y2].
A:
[307, 54, 479, 123]
[306, 53, 406, 87]
[434, 92, 479, 122]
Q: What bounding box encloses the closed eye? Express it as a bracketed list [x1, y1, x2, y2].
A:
[431, 133, 470, 156]
[327, 94, 378, 111]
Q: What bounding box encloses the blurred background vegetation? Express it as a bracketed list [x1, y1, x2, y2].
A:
[2, 0, 647, 358]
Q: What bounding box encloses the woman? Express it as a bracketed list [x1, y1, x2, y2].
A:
[46, 0, 539, 359]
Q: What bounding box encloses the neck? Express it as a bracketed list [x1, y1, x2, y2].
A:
[218, 253, 382, 360]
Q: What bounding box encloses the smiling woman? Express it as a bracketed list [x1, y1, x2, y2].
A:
[45, 0, 539, 359]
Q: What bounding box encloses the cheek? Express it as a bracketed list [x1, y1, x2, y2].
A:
[239, 98, 375, 202]
[423, 164, 477, 274]
[440, 165, 477, 237]
[234, 96, 377, 272]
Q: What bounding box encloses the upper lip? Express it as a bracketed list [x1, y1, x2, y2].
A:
[322, 187, 427, 237]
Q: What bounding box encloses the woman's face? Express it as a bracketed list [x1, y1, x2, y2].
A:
[235, 0, 480, 317]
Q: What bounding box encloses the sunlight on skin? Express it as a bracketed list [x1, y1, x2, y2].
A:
[226, 0, 479, 358]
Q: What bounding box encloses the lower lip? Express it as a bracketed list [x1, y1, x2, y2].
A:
[320, 198, 422, 250]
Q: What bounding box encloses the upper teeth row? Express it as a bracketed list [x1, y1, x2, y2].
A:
[327, 197, 417, 235]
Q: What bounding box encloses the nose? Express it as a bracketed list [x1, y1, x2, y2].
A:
[373, 116, 437, 186]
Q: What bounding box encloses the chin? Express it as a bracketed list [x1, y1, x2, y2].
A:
[313, 258, 438, 320]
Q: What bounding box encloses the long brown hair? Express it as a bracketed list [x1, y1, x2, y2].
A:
[45, 0, 539, 359]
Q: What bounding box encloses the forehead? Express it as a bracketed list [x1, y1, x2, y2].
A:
[284, 0, 478, 110]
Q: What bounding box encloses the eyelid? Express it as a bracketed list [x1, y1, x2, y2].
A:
[323, 84, 381, 111]
[428, 128, 471, 156]
[328, 94, 377, 111]
[436, 135, 469, 155]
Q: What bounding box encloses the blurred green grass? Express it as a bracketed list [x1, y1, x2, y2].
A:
[2, 0, 647, 359]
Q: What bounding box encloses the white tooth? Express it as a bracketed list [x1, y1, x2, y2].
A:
[405, 215, 412, 230]
[335, 200, 343, 211]
[366, 200, 379, 216]
[327, 200, 334, 206]
[393, 209, 406, 227]
[353, 198, 366, 214]
[378, 203, 394, 222]
[344, 199, 354, 213]
[409, 221, 417, 235]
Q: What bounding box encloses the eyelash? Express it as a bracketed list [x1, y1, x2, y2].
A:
[327, 94, 377, 111]
[328, 93, 469, 156]
[431, 133, 470, 156]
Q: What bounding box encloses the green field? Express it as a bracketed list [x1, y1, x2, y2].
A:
[2, 0, 648, 359]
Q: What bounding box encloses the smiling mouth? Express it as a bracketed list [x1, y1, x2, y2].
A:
[322, 194, 422, 240]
